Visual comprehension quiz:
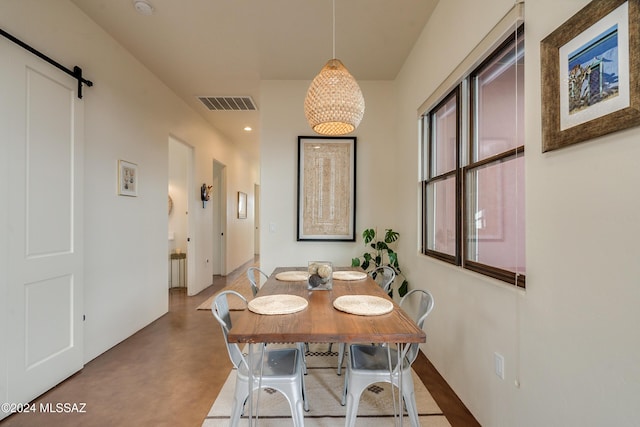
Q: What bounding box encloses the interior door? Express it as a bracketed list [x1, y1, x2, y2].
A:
[254, 183, 260, 255]
[212, 161, 227, 276]
[1, 38, 84, 413]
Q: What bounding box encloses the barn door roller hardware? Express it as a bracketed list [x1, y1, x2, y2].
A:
[1, 27, 93, 99]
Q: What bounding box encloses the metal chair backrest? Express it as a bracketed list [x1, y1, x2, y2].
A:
[369, 266, 396, 294]
[399, 289, 434, 365]
[246, 267, 269, 296]
[211, 290, 249, 370]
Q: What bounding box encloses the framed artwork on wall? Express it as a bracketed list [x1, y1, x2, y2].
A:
[297, 136, 356, 241]
[541, 0, 640, 152]
[237, 191, 247, 219]
[118, 160, 138, 196]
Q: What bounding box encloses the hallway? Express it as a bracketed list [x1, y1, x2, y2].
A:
[0, 258, 477, 427]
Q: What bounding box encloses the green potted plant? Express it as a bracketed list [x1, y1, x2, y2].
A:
[351, 228, 408, 297]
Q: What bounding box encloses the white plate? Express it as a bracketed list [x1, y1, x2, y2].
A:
[332, 271, 368, 281]
[248, 295, 308, 315]
[275, 271, 310, 281]
[333, 295, 394, 316]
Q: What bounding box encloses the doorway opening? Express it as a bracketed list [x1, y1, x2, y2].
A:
[168, 136, 194, 292]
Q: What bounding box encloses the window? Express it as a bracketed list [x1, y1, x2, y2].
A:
[422, 90, 460, 263]
[421, 25, 525, 288]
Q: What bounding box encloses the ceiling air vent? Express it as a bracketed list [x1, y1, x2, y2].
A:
[197, 96, 257, 111]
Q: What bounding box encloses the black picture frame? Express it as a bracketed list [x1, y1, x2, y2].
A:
[297, 136, 356, 241]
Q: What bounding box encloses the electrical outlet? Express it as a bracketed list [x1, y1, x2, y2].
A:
[494, 352, 505, 379]
[269, 222, 276, 232]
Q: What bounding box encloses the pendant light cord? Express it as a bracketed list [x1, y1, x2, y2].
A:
[332, 0, 336, 59]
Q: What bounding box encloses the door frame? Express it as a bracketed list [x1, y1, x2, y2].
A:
[167, 135, 194, 292]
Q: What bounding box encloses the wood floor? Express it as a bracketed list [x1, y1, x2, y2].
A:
[0, 258, 479, 427]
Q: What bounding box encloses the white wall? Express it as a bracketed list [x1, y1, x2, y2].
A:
[260, 80, 400, 276]
[0, 0, 258, 363]
[394, 0, 640, 426]
[521, 1, 640, 424]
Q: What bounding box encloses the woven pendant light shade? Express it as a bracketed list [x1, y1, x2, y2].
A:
[304, 58, 365, 135]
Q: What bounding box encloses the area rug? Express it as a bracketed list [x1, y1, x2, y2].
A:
[202, 345, 452, 427]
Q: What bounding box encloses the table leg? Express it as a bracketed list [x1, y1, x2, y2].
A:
[248, 343, 254, 426]
[246, 343, 267, 426]
[397, 342, 404, 427]
[389, 342, 411, 427]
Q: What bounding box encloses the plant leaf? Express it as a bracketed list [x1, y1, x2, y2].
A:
[363, 229, 376, 245]
[351, 258, 361, 267]
[388, 251, 398, 267]
[376, 241, 389, 251]
[384, 229, 400, 243]
[398, 279, 409, 297]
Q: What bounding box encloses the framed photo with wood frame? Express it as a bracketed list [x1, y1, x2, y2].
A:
[541, 0, 640, 152]
[118, 160, 138, 196]
[297, 136, 356, 241]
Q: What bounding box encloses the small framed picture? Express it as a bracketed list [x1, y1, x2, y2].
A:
[118, 160, 138, 197]
[237, 191, 247, 219]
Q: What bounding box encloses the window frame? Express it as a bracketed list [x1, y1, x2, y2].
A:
[421, 87, 461, 266]
[462, 150, 525, 288]
[464, 25, 525, 287]
[420, 24, 526, 288]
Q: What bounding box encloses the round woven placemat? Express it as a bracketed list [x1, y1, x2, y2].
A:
[333, 295, 393, 316]
[275, 271, 310, 281]
[332, 271, 368, 281]
[247, 295, 308, 315]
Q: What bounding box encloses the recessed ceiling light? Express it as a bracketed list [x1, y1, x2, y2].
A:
[133, 0, 154, 16]
[244, 126, 252, 132]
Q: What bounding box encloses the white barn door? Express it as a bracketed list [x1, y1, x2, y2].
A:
[0, 38, 84, 415]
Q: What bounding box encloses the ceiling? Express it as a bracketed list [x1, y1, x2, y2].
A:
[70, 0, 439, 162]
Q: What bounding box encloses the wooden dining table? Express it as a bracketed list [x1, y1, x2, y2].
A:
[227, 266, 426, 427]
[228, 267, 426, 345]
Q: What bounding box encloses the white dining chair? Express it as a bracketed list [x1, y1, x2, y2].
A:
[341, 289, 434, 427]
[335, 265, 397, 375]
[246, 267, 310, 372]
[211, 290, 308, 426]
[369, 265, 396, 294]
[246, 266, 268, 296]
